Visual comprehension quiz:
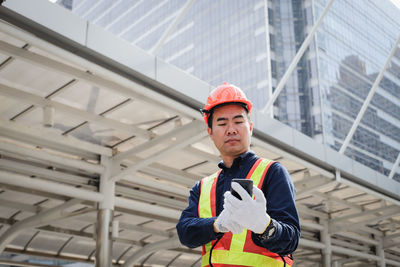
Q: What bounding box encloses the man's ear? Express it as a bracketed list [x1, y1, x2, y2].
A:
[249, 121, 253, 136]
[207, 127, 212, 137]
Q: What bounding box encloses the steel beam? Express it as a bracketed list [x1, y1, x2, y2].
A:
[113, 120, 202, 164]
[0, 141, 104, 174]
[0, 84, 151, 139]
[300, 220, 324, 231]
[0, 158, 97, 190]
[0, 171, 104, 203]
[75, 215, 173, 238]
[0, 118, 111, 159]
[116, 184, 187, 209]
[0, 22, 200, 119]
[0, 170, 181, 222]
[183, 145, 220, 163]
[0, 39, 164, 123]
[112, 120, 206, 181]
[142, 162, 201, 186]
[118, 174, 189, 198]
[299, 238, 326, 250]
[261, 0, 336, 114]
[0, 198, 39, 214]
[114, 197, 181, 221]
[312, 191, 363, 212]
[122, 236, 181, 267]
[296, 180, 337, 198]
[0, 199, 82, 254]
[297, 203, 329, 219]
[339, 34, 400, 154]
[331, 205, 399, 225]
[335, 232, 378, 246]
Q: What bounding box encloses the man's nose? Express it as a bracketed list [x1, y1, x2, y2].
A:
[227, 122, 238, 135]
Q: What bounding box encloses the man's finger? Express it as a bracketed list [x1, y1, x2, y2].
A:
[252, 185, 266, 204]
[223, 193, 242, 210]
[231, 182, 252, 201]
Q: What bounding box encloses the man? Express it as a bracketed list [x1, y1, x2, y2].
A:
[176, 83, 300, 267]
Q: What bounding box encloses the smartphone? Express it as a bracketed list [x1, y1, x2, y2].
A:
[230, 179, 253, 200]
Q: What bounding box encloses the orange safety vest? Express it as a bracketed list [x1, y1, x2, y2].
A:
[198, 158, 293, 267]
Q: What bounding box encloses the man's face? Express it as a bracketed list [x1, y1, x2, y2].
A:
[207, 104, 253, 158]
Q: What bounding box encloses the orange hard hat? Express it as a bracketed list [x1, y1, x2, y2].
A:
[200, 82, 253, 127]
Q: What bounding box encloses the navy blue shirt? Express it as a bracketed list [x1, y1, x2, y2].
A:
[176, 151, 300, 255]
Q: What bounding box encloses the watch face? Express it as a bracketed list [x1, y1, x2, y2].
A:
[268, 226, 276, 237]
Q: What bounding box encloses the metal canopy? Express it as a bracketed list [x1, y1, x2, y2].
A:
[0, 1, 399, 266]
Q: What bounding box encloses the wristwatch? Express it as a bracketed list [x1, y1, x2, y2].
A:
[259, 219, 277, 240]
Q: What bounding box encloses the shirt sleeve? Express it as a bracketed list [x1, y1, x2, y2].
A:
[176, 181, 221, 248]
[252, 162, 301, 255]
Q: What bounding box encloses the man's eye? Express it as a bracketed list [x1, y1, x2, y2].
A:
[235, 121, 244, 124]
[218, 123, 226, 126]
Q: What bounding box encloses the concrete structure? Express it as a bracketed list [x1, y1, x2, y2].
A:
[0, 0, 399, 266]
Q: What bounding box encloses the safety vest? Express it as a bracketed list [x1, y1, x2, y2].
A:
[198, 158, 293, 267]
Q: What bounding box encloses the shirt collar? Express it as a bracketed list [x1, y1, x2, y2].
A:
[218, 150, 256, 170]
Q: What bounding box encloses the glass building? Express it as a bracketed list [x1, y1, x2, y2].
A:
[58, 0, 400, 181]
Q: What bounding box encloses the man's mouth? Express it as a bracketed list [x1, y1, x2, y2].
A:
[225, 138, 240, 143]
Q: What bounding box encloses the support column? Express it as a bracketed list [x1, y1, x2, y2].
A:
[321, 221, 332, 267]
[376, 238, 386, 267]
[95, 156, 115, 267]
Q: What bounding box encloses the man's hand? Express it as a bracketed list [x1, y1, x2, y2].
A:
[223, 183, 271, 234]
[214, 208, 244, 234]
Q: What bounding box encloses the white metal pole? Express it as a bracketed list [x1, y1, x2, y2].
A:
[377, 238, 386, 267]
[260, 0, 335, 114]
[95, 209, 113, 267]
[263, 0, 274, 118]
[339, 34, 400, 154]
[95, 156, 115, 267]
[388, 152, 400, 180]
[321, 221, 332, 267]
[0, 171, 104, 202]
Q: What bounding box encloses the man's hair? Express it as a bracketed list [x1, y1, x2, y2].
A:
[207, 103, 250, 129]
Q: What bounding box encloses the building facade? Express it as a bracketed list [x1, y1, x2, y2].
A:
[59, 0, 400, 181]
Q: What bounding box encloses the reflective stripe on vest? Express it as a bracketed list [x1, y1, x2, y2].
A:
[198, 158, 293, 267]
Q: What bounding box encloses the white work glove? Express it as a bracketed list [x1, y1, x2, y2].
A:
[214, 208, 245, 234]
[223, 183, 271, 234]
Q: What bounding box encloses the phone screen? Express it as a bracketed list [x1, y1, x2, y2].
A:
[230, 179, 253, 200]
